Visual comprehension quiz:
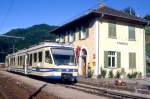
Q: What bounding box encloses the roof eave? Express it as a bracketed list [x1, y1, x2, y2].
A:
[50, 11, 100, 33]
[51, 11, 148, 33]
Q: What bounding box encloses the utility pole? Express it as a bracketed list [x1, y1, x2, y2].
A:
[0, 35, 25, 53]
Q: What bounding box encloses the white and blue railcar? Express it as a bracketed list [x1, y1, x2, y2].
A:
[5, 42, 78, 82]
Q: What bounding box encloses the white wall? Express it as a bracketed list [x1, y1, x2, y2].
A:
[98, 20, 145, 76]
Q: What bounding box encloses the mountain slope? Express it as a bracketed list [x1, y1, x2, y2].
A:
[0, 24, 57, 62]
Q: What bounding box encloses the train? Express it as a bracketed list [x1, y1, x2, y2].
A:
[5, 41, 78, 82]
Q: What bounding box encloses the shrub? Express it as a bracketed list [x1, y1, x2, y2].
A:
[138, 72, 142, 78]
[127, 72, 139, 79]
[115, 71, 121, 78]
[101, 68, 107, 78]
[132, 72, 138, 78]
[108, 70, 114, 78]
[97, 75, 102, 78]
[127, 73, 132, 79]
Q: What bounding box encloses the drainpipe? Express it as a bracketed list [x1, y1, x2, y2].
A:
[96, 13, 104, 77]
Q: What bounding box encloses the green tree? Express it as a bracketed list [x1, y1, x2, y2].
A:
[144, 14, 150, 20]
[123, 7, 136, 16]
[0, 24, 57, 62]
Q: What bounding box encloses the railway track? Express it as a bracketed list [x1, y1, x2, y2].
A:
[63, 82, 150, 99]
[4, 71, 150, 99]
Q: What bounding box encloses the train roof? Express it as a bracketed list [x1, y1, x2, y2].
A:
[29, 41, 72, 48]
[6, 41, 73, 57]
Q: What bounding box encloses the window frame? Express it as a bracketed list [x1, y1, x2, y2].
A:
[107, 51, 117, 68]
[59, 34, 65, 43]
[33, 53, 37, 63]
[79, 26, 88, 40]
[38, 51, 43, 62]
[29, 54, 32, 66]
[45, 50, 53, 64]
[69, 30, 75, 42]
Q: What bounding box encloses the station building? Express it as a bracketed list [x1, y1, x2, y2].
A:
[51, 5, 149, 78]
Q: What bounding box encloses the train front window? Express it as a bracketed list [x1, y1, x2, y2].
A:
[51, 48, 76, 66]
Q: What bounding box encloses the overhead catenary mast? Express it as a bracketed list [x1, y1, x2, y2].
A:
[0, 35, 25, 53]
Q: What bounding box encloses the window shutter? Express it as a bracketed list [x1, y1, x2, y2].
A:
[86, 28, 89, 38]
[73, 32, 75, 41]
[104, 51, 108, 68]
[79, 29, 81, 40]
[129, 53, 136, 69]
[117, 52, 121, 68]
[133, 53, 136, 69]
[129, 53, 132, 69]
[109, 23, 116, 38]
[128, 26, 135, 40]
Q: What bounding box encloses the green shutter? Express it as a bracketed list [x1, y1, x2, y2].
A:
[129, 53, 136, 69]
[86, 28, 89, 38]
[133, 53, 136, 69]
[73, 32, 75, 41]
[129, 53, 132, 69]
[79, 29, 81, 40]
[104, 51, 108, 68]
[117, 52, 121, 68]
[128, 26, 135, 40]
[109, 23, 116, 38]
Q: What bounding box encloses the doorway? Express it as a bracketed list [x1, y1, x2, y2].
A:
[81, 49, 87, 77]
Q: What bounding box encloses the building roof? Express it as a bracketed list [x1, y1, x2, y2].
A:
[51, 5, 149, 33]
[98, 5, 146, 23]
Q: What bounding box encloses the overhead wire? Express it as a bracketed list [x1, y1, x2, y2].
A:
[0, 0, 15, 33]
[58, 0, 109, 26]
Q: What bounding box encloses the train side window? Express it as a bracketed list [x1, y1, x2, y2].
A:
[34, 53, 37, 62]
[27, 54, 30, 65]
[22, 56, 25, 66]
[18, 56, 19, 66]
[20, 56, 22, 66]
[13, 57, 15, 66]
[29, 54, 32, 66]
[38, 52, 42, 62]
[45, 50, 52, 64]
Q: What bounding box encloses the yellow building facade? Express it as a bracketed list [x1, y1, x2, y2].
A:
[51, 5, 148, 78]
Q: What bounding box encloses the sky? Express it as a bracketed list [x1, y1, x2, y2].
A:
[0, 0, 149, 34]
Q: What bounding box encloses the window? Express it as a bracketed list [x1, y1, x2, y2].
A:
[23, 56, 25, 66]
[34, 53, 37, 62]
[59, 34, 65, 43]
[108, 51, 116, 67]
[51, 48, 76, 66]
[79, 27, 88, 40]
[27, 54, 29, 65]
[108, 23, 116, 38]
[128, 26, 135, 40]
[56, 35, 60, 42]
[129, 52, 136, 69]
[13, 57, 15, 66]
[45, 50, 52, 63]
[20, 56, 22, 66]
[104, 51, 121, 68]
[18, 56, 19, 66]
[19, 56, 21, 66]
[29, 54, 32, 66]
[69, 31, 75, 42]
[38, 52, 43, 62]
